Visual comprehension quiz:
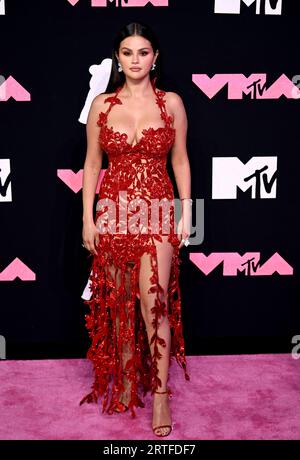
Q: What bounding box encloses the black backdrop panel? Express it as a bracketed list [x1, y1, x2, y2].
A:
[0, 0, 299, 358]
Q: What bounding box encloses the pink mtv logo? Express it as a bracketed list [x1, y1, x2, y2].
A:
[57, 169, 106, 193]
[0, 76, 31, 102]
[68, 0, 168, 6]
[190, 252, 293, 276]
[193, 74, 300, 99]
[0, 258, 36, 281]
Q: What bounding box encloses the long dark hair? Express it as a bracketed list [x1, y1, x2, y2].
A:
[105, 21, 162, 93]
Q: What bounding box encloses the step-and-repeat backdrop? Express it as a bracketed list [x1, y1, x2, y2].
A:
[1, 0, 299, 359]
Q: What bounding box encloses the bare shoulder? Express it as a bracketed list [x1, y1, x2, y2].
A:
[91, 92, 111, 111]
[160, 91, 186, 126]
[164, 91, 185, 117]
[87, 92, 113, 126]
[165, 91, 183, 102]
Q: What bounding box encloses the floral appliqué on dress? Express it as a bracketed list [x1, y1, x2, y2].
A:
[80, 76, 190, 418]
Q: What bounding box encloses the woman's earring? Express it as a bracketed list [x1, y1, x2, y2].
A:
[118, 61, 123, 72]
[151, 62, 156, 71]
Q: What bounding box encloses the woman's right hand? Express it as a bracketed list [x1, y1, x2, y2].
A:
[82, 220, 100, 256]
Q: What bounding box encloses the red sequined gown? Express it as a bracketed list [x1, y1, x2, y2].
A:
[80, 77, 190, 418]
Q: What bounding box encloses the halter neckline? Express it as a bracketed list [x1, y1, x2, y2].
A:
[98, 76, 174, 149]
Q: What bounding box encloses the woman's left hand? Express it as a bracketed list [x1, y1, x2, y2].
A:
[177, 215, 191, 249]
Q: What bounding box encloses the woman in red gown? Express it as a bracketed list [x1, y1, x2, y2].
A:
[80, 22, 191, 437]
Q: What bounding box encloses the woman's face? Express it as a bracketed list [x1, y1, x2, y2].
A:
[116, 35, 158, 80]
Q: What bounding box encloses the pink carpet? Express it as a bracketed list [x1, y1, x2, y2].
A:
[0, 354, 299, 440]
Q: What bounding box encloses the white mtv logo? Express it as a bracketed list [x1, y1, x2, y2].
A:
[212, 157, 277, 199]
[214, 0, 282, 15]
[0, 159, 12, 202]
[0, 0, 5, 15]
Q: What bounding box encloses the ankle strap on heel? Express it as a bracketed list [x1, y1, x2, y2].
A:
[153, 387, 173, 397]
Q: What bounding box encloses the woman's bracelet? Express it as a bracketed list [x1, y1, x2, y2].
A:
[180, 198, 193, 203]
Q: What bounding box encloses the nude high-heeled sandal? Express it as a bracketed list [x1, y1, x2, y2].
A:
[152, 389, 172, 437]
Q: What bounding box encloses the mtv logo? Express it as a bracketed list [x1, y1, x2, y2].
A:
[0, 159, 12, 202]
[214, 0, 282, 15]
[212, 157, 277, 199]
[69, 0, 168, 6]
[0, 0, 5, 15]
[193, 73, 300, 100]
[190, 252, 293, 276]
